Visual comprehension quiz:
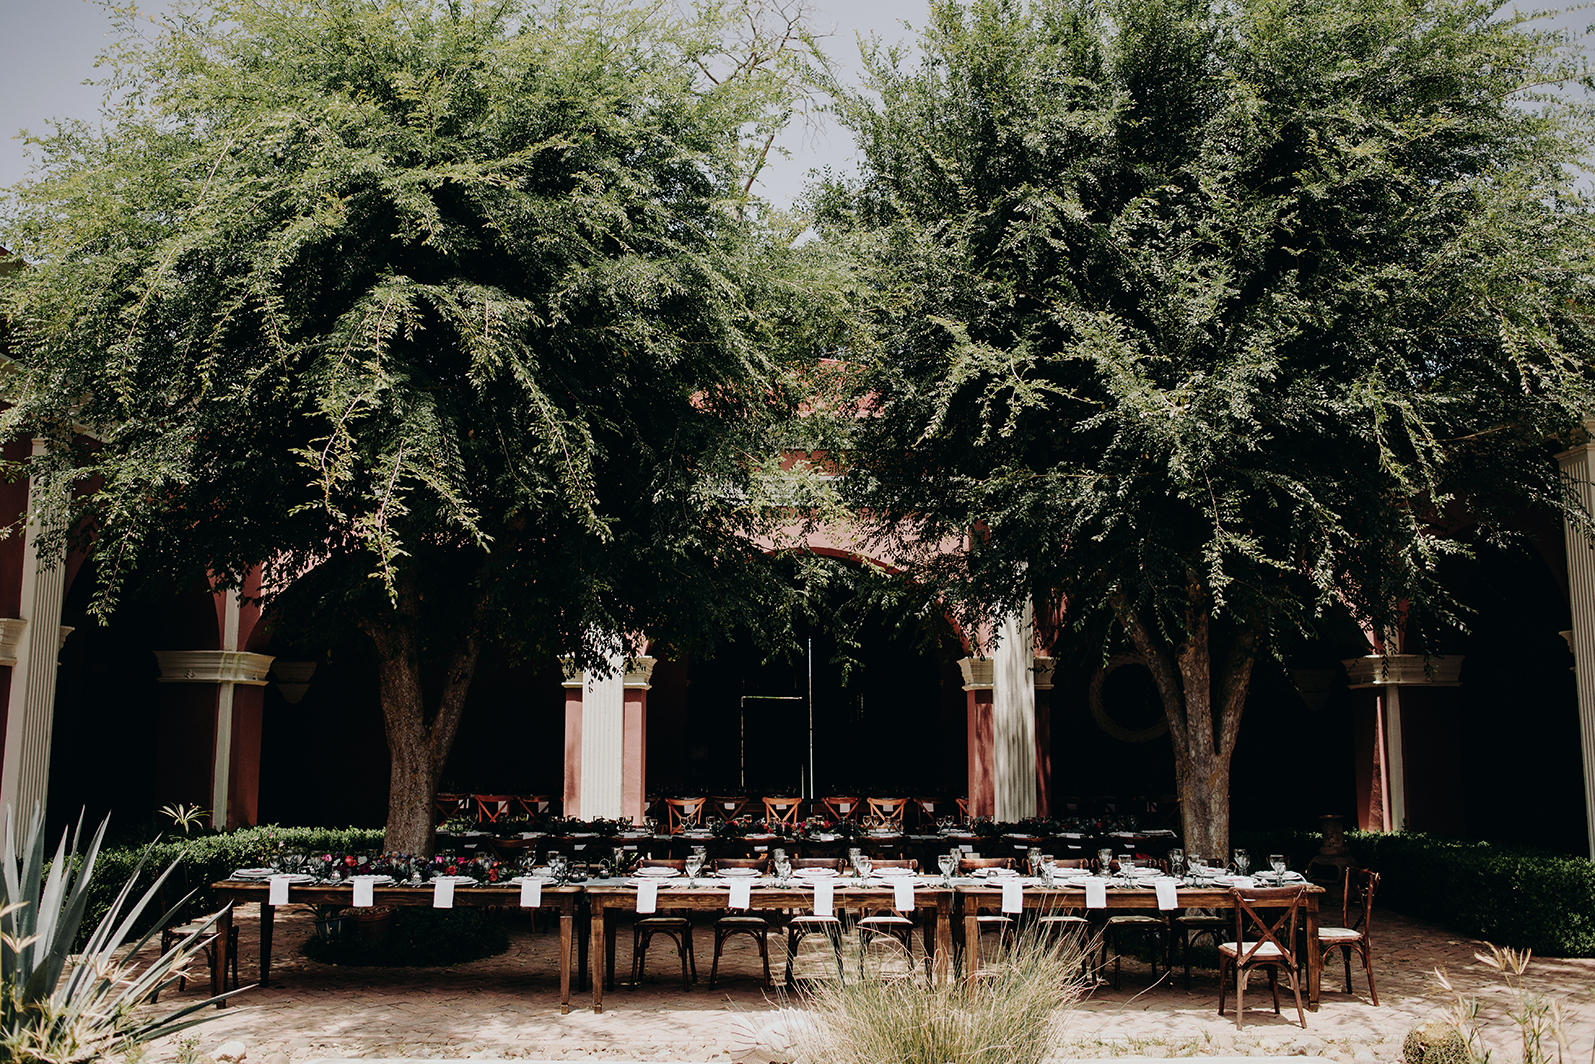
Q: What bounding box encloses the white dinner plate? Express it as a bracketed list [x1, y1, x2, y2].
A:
[510, 875, 554, 885]
[231, 868, 276, 879]
[345, 875, 395, 886]
[431, 875, 478, 886]
[795, 868, 838, 879]
[872, 866, 915, 877]
[976, 867, 1020, 878]
[635, 867, 681, 878]
[716, 867, 761, 878]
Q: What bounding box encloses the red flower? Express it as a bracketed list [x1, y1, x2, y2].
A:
[446, 864, 458, 876]
[343, 855, 358, 867]
[487, 868, 498, 882]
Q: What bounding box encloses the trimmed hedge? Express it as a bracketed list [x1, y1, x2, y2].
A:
[76, 824, 384, 946]
[1234, 829, 1595, 957]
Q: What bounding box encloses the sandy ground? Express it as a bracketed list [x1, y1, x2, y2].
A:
[140, 900, 1595, 1063]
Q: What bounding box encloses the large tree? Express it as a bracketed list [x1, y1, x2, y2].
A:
[0, 0, 843, 853]
[821, 0, 1595, 854]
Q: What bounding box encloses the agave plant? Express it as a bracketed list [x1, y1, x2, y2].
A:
[0, 807, 240, 1063]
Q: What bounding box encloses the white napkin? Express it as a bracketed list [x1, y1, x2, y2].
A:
[813, 878, 835, 917]
[636, 879, 659, 914]
[729, 879, 753, 910]
[353, 878, 375, 907]
[1084, 879, 1107, 909]
[520, 878, 542, 908]
[960, 844, 975, 853]
[894, 877, 916, 912]
[268, 875, 290, 906]
[433, 878, 455, 908]
[1001, 878, 1023, 914]
[1154, 877, 1178, 910]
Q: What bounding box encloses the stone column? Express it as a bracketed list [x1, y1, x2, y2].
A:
[153, 648, 273, 828]
[962, 643, 1052, 821]
[1559, 431, 1595, 859]
[0, 442, 69, 820]
[562, 652, 654, 822]
[1342, 654, 1463, 834]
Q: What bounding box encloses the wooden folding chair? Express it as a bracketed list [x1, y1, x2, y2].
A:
[1217, 885, 1308, 1029]
[664, 797, 706, 833]
[762, 796, 803, 825]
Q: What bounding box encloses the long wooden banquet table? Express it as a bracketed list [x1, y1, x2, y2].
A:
[957, 879, 1327, 1009]
[583, 879, 957, 1014]
[210, 880, 588, 1013]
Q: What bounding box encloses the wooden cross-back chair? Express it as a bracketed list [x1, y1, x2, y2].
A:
[821, 796, 861, 822]
[434, 793, 470, 824]
[517, 795, 556, 819]
[866, 797, 908, 828]
[1217, 885, 1308, 1029]
[663, 797, 706, 833]
[1318, 867, 1380, 1005]
[710, 795, 751, 821]
[474, 795, 515, 823]
[762, 796, 803, 825]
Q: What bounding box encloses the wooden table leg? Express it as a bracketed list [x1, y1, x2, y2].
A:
[963, 911, 980, 978]
[559, 908, 573, 1015]
[259, 903, 274, 988]
[577, 902, 590, 990]
[933, 897, 954, 984]
[1306, 895, 1322, 1010]
[590, 900, 607, 1013]
[214, 905, 232, 1008]
[605, 908, 617, 991]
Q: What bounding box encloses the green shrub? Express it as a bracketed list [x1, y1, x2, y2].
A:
[71, 825, 385, 947]
[1233, 829, 1595, 957]
[299, 909, 510, 967]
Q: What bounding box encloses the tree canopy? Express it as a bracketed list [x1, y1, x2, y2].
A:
[820, 0, 1595, 852]
[0, 0, 846, 850]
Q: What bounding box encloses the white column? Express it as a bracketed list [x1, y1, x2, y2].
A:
[1342, 654, 1463, 835]
[0, 442, 70, 820]
[152, 648, 273, 826]
[1558, 432, 1595, 859]
[578, 648, 626, 821]
[992, 603, 1037, 821]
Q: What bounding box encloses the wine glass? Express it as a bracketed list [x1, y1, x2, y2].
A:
[1027, 847, 1043, 877]
[1270, 853, 1287, 880]
[856, 854, 873, 879]
[1186, 853, 1203, 883]
[1168, 848, 1185, 878]
[1233, 848, 1251, 876]
[938, 852, 956, 884]
[685, 852, 704, 886]
[1118, 854, 1135, 882]
[1040, 855, 1056, 886]
[775, 854, 793, 885]
[1097, 848, 1114, 876]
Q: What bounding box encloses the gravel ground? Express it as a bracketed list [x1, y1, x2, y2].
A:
[139, 900, 1595, 1063]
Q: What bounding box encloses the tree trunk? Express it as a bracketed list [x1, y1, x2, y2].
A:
[1115, 582, 1256, 865]
[359, 570, 487, 857]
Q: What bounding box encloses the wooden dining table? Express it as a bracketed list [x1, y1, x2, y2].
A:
[582, 878, 957, 1013]
[956, 878, 1326, 1008]
[210, 880, 587, 1012]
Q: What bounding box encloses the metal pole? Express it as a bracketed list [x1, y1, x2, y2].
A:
[807, 637, 815, 800]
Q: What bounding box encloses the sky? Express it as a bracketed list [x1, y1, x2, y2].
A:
[0, 0, 928, 214]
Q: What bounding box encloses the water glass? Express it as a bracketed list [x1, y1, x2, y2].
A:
[938, 853, 957, 883]
[685, 853, 703, 885]
[1097, 848, 1114, 876]
[1233, 848, 1250, 876]
[1118, 854, 1135, 881]
[1270, 853, 1287, 879]
[1186, 853, 1203, 883]
[1168, 848, 1185, 878]
[856, 855, 873, 879]
[1040, 855, 1056, 886]
[1027, 847, 1043, 877]
[775, 855, 792, 884]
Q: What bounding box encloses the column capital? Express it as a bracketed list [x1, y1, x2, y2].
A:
[0, 619, 26, 667]
[565, 656, 656, 690]
[958, 657, 993, 691]
[1341, 654, 1462, 688]
[153, 650, 274, 685]
[1032, 656, 1057, 691]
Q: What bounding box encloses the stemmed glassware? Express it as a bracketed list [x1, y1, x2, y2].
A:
[685, 852, 704, 886]
[1027, 847, 1043, 877]
[856, 854, 873, 880]
[1186, 853, 1203, 884]
[1168, 848, 1185, 879]
[774, 854, 793, 886]
[1040, 855, 1056, 886]
[1097, 848, 1114, 876]
[937, 852, 956, 884]
[1270, 853, 1287, 880]
[1233, 848, 1251, 876]
[1118, 854, 1135, 883]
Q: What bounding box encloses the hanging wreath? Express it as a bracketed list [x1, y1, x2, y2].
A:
[1087, 653, 1170, 743]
